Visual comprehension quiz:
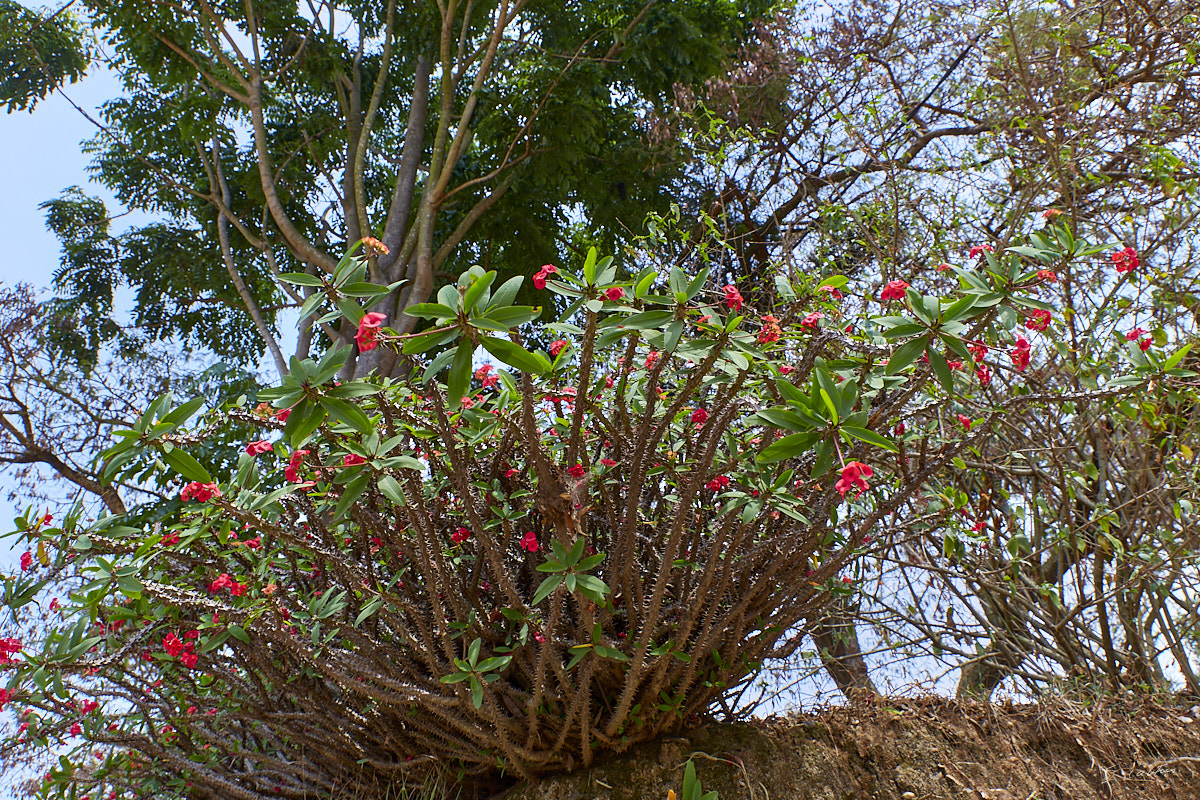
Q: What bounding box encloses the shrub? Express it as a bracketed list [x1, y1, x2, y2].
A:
[4, 231, 1169, 799]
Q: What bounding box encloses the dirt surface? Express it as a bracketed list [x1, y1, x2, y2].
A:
[499, 696, 1200, 799]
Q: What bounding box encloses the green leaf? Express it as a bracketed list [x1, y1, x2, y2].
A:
[531, 574, 563, 605]
[927, 347, 954, 393]
[378, 474, 406, 505]
[403, 302, 457, 320]
[319, 396, 375, 434]
[887, 336, 930, 374]
[355, 597, 384, 627]
[160, 447, 213, 484]
[463, 270, 496, 313]
[757, 432, 820, 464]
[486, 275, 524, 311]
[480, 336, 551, 374]
[446, 341, 474, 409]
[160, 396, 205, 427]
[841, 426, 898, 453]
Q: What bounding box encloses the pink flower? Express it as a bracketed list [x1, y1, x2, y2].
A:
[567, 463, 586, 478]
[1025, 310, 1051, 332]
[519, 531, 539, 552]
[244, 440, 273, 457]
[969, 244, 994, 259]
[1041, 209, 1064, 219]
[1125, 327, 1148, 341]
[800, 311, 824, 329]
[1112, 246, 1139, 273]
[604, 287, 625, 301]
[180, 482, 221, 503]
[342, 453, 367, 467]
[1036, 269, 1058, 283]
[957, 414, 972, 430]
[879, 280, 909, 302]
[779, 365, 794, 375]
[549, 340, 568, 358]
[936, 263, 953, 272]
[533, 264, 558, 290]
[451, 527, 470, 544]
[817, 284, 843, 300]
[1011, 336, 1031, 372]
[355, 312, 387, 352]
[690, 408, 709, 425]
[834, 461, 873, 497]
[20, 550, 32, 571]
[705, 475, 731, 492]
[723, 284, 744, 310]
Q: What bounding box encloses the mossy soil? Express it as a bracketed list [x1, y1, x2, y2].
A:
[498, 696, 1200, 800]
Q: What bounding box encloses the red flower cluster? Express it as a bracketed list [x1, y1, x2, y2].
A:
[834, 461, 873, 497]
[758, 314, 783, 343]
[181, 482, 221, 502]
[0, 636, 22, 665]
[355, 312, 387, 352]
[817, 284, 843, 300]
[1112, 246, 1139, 273]
[799, 311, 823, 329]
[969, 244, 994, 259]
[519, 531, 539, 552]
[604, 287, 625, 301]
[451, 527, 471, 544]
[474, 364, 500, 389]
[879, 280, 909, 302]
[549, 340, 568, 358]
[1025, 309, 1051, 332]
[245, 440, 273, 457]
[644, 350, 659, 369]
[705, 475, 731, 492]
[1011, 336, 1031, 372]
[567, 463, 586, 478]
[342, 453, 367, 467]
[600, 457, 617, 467]
[209, 573, 247, 597]
[723, 284, 744, 310]
[690, 407, 709, 425]
[533, 264, 558, 290]
[20, 550, 32, 571]
[1036, 269, 1058, 283]
[976, 365, 991, 387]
[957, 414, 972, 430]
[285, 449, 310, 483]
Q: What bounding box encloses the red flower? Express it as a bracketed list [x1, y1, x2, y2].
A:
[180, 482, 221, 503]
[285, 449, 310, 483]
[1139, 336, 1152, 352]
[968, 342, 988, 362]
[1041, 209, 1064, 219]
[817, 284, 844, 300]
[0, 637, 22, 665]
[474, 364, 500, 389]
[723, 284, 744, 310]
[355, 311, 387, 352]
[705, 475, 731, 492]
[549, 340, 568, 358]
[451, 527, 470, 544]
[834, 461, 873, 497]
[604, 287, 625, 301]
[209, 574, 233, 593]
[49, 597, 62, 611]
[1036, 269, 1058, 283]
[779, 365, 794, 375]
[342, 453, 367, 467]
[936, 263, 953, 272]
[567, 463, 586, 478]
[758, 314, 783, 343]
[533, 264, 558, 290]
[644, 350, 659, 369]
[229, 580, 248, 597]
[70, 723, 81, 736]
[244, 440, 273, 457]
[180, 652, 198, 669]
[800, 311, 824, 329]
[20, 550, 32, 571]
[969, 244, 994, 259]
[600, 457, 617, 467]
[957, 414, 972, 430]
[1025, 309, 1051, 332]
[162, 633, 185, 657]
[519, 531, 539, 552]
[1011, 336, 1031, 372]
[1125, 327, 1147, 341]
[0, 687, 10, 710]
[893, 422, 906, 436]
[879, 280, 909, 302]
[946, 360, 963, 371]
[690, 408, 709, 425]
[1112, 246, 1139, 273]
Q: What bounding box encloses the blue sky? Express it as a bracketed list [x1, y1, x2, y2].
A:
[0, 65, 125, 571]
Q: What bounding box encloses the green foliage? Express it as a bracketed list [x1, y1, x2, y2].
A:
[0, 1, 89, 112]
